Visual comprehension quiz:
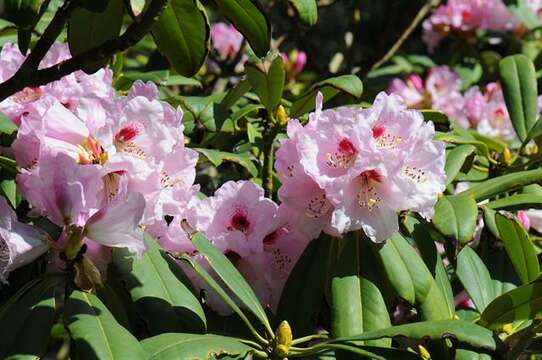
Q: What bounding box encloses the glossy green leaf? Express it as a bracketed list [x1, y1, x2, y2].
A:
[0, 179, 17, 207]
[524, 116, 542, 144]
[445, 144, 476, 186]
[0, 112, 17, 134]
[213, 0, 270, 56]
[455, 349, 492, 360]
[435, 132, 492, 162]
[461, 168, 542, 202]
[405, 217, 455, 318]
[112, 234, 206, 335]
[288, 0, 318, 26]
[195, 148, 258, 177]
[152, 0, 210, 76]
[496, 214, 539, 285]
[246, 57, 285, 111]
[420, 109, 449, 126]
[456, 246, 495, 312]
[331, 320, 496, 351]
[65, 290, 146, 359]
[486, 194, 542, 211]
[432, 194, 478, 243]
[190, 231, 272, 335]
[68, 0, 123, 73]
[179, 94, 224, 131]
[290, 75, 363, 117]
[480, 281, 542, 329]
[277, 234, 334, 338]
[141, 333, 254, 360]
[499, 54, 538, 141]
[0, 277, 59, 359]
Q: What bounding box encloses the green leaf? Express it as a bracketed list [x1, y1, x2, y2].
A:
[0, 112, 17, 134]
[455, 349, 492, 360]
[445, 144, 476, 186]
[80, 0, 108, 12]
[331, 320, 496, 351]
[495, 214, 539, 285]
[0, 179, 17, 207]
[246, 57, 285, 111]
[405, 217, 455, 318]
[524, 116, 542, 144]
[190, 231, 272, 335]
[486, 194, 542, 211]
[379, 234, 450, 321]
[195, 148, 258, 177]
[456, 246, 496, 312]
[68, 0, 124, 73]
[420, 109, 449, 127]
[0, 277, 60, 359]
[152, 0, 210, 77]
[277, 234, 334, 338]
[112, 234, 206, 335]
[498, 54, 538, 141]
[290, 75, 363, 117]
[461, 168, 542, 202]
[213, 0, 270, 57]
[288, 0, 318, 26]
[480, 281, 542, 329]
[331, 234, 363, 343]
[435, 132, 492, 162]
[432, 194, 478, 243]
[141, 333, 254, 360]
[65, 290, 146, 359]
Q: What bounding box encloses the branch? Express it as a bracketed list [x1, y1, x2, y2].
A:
[0, 0, 168, 102]
[361, 0, 439, 77]
[262, 112, 277, 199]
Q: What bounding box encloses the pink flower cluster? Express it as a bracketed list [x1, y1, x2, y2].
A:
[281, 50, 307, 81]
[210, 23, 244, 61]
[150, 180, 311, 314]
[388, 66, 536, 141]
[1, 43, 198, 276]
[276, 92, 446, 243]
[422, 0, 520, 51]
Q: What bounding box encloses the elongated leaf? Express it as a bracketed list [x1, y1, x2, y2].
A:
[68, 0, 123, 73]
[524, 116, 542, 144]
[277, 234, 333, 337]
[499, 55, 538, 141]
[141, 333, 254, 360]
[331, 320, 496, 351]
[457, 246, 495, 312]
[289, 0, 318, 26]
[0, 277, 59, 359]
[405, 217, 454, 318]
[445, 144, 476, 186]
[65, 290, 146, 359]
[455, 349, 492, 360]
[432, 194, 478, 243]
[435, 132, 492, 161]
[246, 57, 285, 111]
[190, 231, 272, 334]
[195, 148, 258, 177]
[461, 168, 542, 202]
[290, 75, 363, 117]
[480, 281, 542, 329]
[486, 194, 542, 211]
[213, 0, 270, 56]
[152, 0, 210, 76]
[420, 109, 449, 126]
[495, 214, 539, 284]
[112, 234, 206, 335]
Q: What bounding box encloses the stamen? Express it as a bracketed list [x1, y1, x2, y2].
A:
[357, 170, 383, 211]
[402, 166, 427, 183]
[325, 138, 357, 169]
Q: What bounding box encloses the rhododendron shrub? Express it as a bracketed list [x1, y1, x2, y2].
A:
[0, 1, 541, 359]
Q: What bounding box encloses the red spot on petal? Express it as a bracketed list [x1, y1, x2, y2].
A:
[337, 138, 357, 154]
[115, 122, 144, 143]
[372, 126, 385, 138]
[360, 169, 382, 183]
[230, 212, 250, 233]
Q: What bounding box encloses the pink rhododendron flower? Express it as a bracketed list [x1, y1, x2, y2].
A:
[0, 197, 49, 282]
[422, 0, 519, 51]
[281, 50, 307, 80]
[85, 192, 146, 256]
[0, 43, 114, 125]
[388, 66, 470, 127]
[192, 180, 278, 257]
[522, 209, 542, 233]
[475, 82, 517, 141]
[517, 210, 531, 230]
[527, 0, 542, 19]
[277, 92, 446, 242]
[210, 23, 244, 60]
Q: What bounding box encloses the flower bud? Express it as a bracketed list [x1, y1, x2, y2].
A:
[503, 147, 513, 165]
[74, 255, 103, 291]
[418, 345, 431, 359]
[276, 105, 289, 126]
[274, 320, 293, 358]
